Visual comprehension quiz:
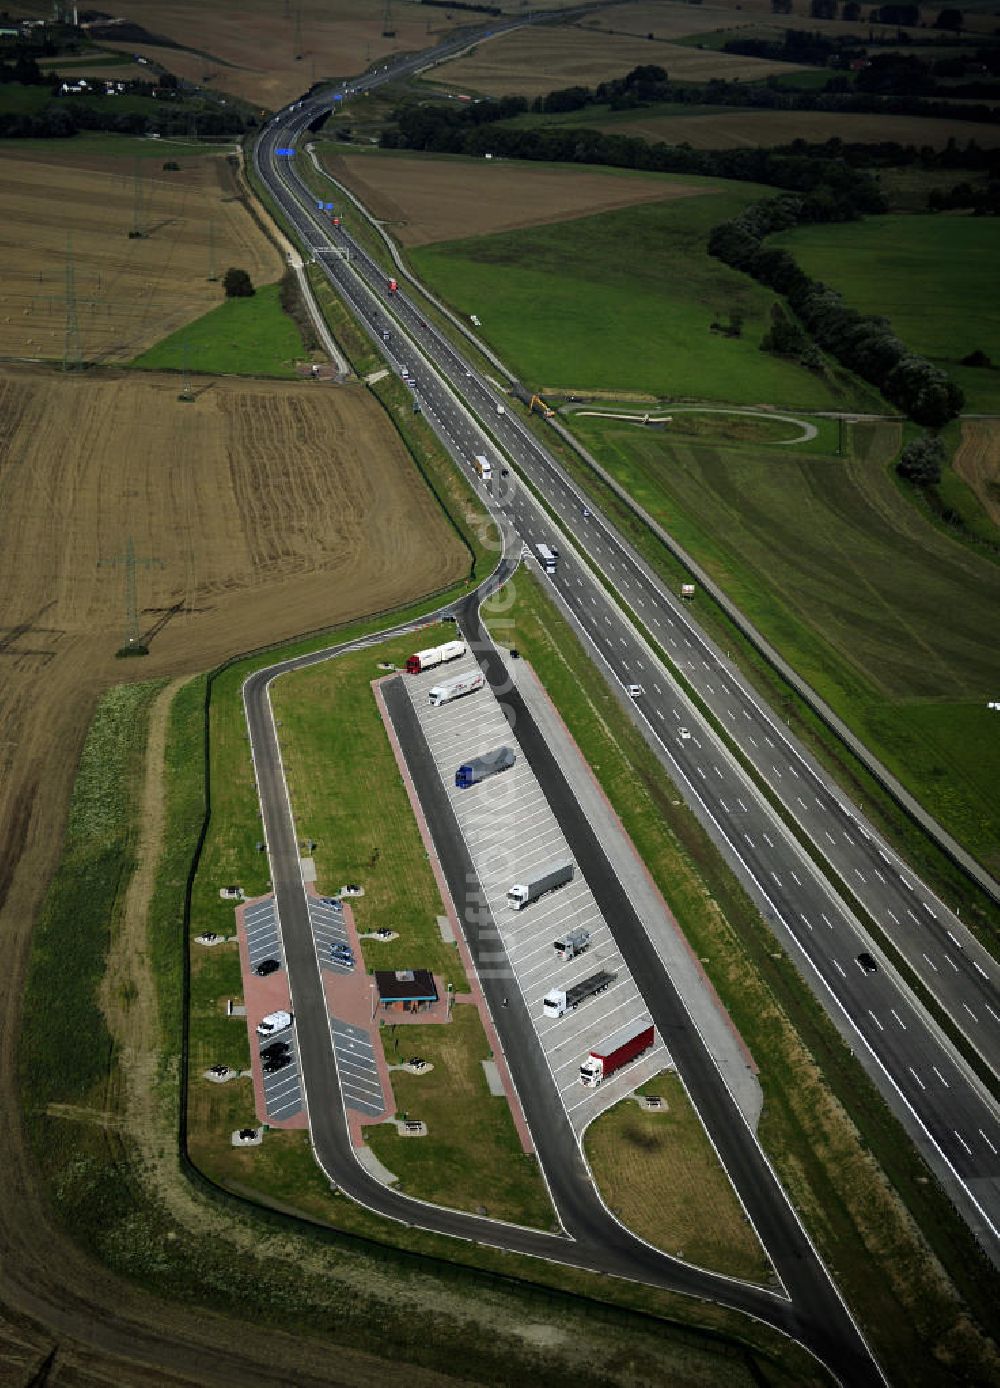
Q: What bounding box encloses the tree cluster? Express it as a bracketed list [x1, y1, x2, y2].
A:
[896, 433, 945, 484]
[927, 179, 1000, 213]
[708, 200, 964, 425]
[0, 96, 252, 140]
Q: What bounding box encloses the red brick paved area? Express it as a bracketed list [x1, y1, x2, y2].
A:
[234, 894, 307, 1130]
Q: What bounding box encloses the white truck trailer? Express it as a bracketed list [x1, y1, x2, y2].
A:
[429, 669, 485, 708]
[406, 639, 465, 675]
[506, 859, 574, 910]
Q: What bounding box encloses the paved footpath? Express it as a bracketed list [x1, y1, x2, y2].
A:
[508, 653, 764, 1131]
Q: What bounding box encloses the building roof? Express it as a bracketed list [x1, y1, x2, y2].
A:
[375, 968, 438, 1002]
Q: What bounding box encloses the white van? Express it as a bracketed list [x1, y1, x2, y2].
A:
[256, 1009, 292, 1039]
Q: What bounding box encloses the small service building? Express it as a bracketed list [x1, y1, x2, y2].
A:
[375, 969, 439, 1015]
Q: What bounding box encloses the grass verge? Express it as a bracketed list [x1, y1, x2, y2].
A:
[482, 570, 1000, 1385]
[584, 1071, 773, 1285]
[131, 281, 304, 378]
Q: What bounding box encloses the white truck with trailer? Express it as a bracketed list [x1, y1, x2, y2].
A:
[506, 859, 574, 910]
[554, 926, 590, 960]
[406, 640, 465, 675]
[542, 969, 615, 1019]
[428, 669, 485, 707]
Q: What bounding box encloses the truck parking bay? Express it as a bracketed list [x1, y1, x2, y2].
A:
[399, 652, 667, 1132]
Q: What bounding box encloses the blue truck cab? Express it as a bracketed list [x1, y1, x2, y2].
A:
[455, 745, 516, 789]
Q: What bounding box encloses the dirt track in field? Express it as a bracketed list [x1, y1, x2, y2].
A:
[321, 150, 711, 246]
[954, 419, 1000, 525]
[0, 365, 467, 1380]
[0, 148, 279, 364]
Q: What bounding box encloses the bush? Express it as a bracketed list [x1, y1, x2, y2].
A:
[223, 267, 255, 299]
[896, 433, 945, 486]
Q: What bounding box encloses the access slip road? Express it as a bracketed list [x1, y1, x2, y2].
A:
[244, 560, 880, 1384]
[254, 53, 1000, 1266]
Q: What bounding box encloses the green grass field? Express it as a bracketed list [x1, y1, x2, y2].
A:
[408, 185, 877, 410]
[567, 412, 1000, 873]
[773, 215, 1000, 411]
[131, 281, 304, 378]
[0, 132, 233, 159]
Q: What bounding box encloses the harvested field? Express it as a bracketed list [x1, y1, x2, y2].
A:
[954, 420, 1000, 526]
[0, 148, 278, 364]
[602, 108, 1000, 150]
[319, 149, 711, 245]
[0, 364, 466, 1096]
[434, 27, 809, 99]
[93, 0, 473, 110]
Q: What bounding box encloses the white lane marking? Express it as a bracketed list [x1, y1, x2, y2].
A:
[868, 1009, 883, 1031]
[790, 871, 801, 886]
[891, 1009, 906, 1030]
[908, 1066, 926, 1090]
[922, 952, 939, 972]
[887, 909, 899, 924]
[800, 914, 813, 931]
[833, 960, 846, 978]
[963, 1003, 979, 1023]
[763, 833, 775, 848]
[932, 1066, 949, 1088]
[821, 913, 834, 929]
[955, 1131, 972, 1155]
[980, 1130, 998, 1155]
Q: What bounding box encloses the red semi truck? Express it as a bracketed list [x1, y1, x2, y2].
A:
[405, 640, 465, 675]
[580, 1019, 654, 1087]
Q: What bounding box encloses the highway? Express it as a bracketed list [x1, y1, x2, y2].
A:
[251, 81, 1000, 1262]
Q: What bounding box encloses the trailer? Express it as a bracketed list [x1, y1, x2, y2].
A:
[507, 859, 574, 911]
[554, 926, 590, 961]
[429, 669, 485, 708]
[455, 745, 516, 789]
[542, 969, 615, 1019]
[405, 639, 465, 675]
[580, 1019, 654, 1086]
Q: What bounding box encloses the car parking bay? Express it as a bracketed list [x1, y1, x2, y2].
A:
[308, 896, 355, 975]
[331, 1019, 385, 1117]
[243, 898, 284, 973]
[260, 1027, 304, 1122]
[401, 658, 668, 1131]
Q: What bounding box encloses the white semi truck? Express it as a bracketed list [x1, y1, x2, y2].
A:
[554, 926, 590, 960]
[429, 669, 485, 707]
[542, 969, 615, 1019]
[406, 640, 465, 675]
[506, 859, 574, 910]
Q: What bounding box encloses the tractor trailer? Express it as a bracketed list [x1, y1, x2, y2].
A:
[455, 745, 516, 789]
[406, 640, 465, 675]
[580, 1019, 654, 1086]
[429, 669, 484, 708]
[507, 859, 574, 911]
[542, 969, 615, 1019]
[554, 926, 590, 960]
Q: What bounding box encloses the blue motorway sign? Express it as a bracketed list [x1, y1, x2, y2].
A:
[276, 147, 295, 156]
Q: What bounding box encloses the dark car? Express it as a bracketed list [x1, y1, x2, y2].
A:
[263, 1055, 292, 1074]
[856, 952, 878, 974]
[261, 1040, 290, 1059]
[254, 958, 280, 977]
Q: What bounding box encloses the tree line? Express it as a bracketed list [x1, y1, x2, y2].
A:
[708, 197, 964, 425]
[0, 100, 252, 139]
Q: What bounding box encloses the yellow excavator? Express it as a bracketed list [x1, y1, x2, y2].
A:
[529, 394, 556, 418]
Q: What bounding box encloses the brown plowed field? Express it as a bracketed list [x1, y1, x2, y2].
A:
[433, 26, 808, 99]
[0, 148, 278, 364]
[954, 419, 1000, 525]
[321, 150, 711, 246]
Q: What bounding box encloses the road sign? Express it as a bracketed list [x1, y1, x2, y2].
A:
[276, 147, 295, 156]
